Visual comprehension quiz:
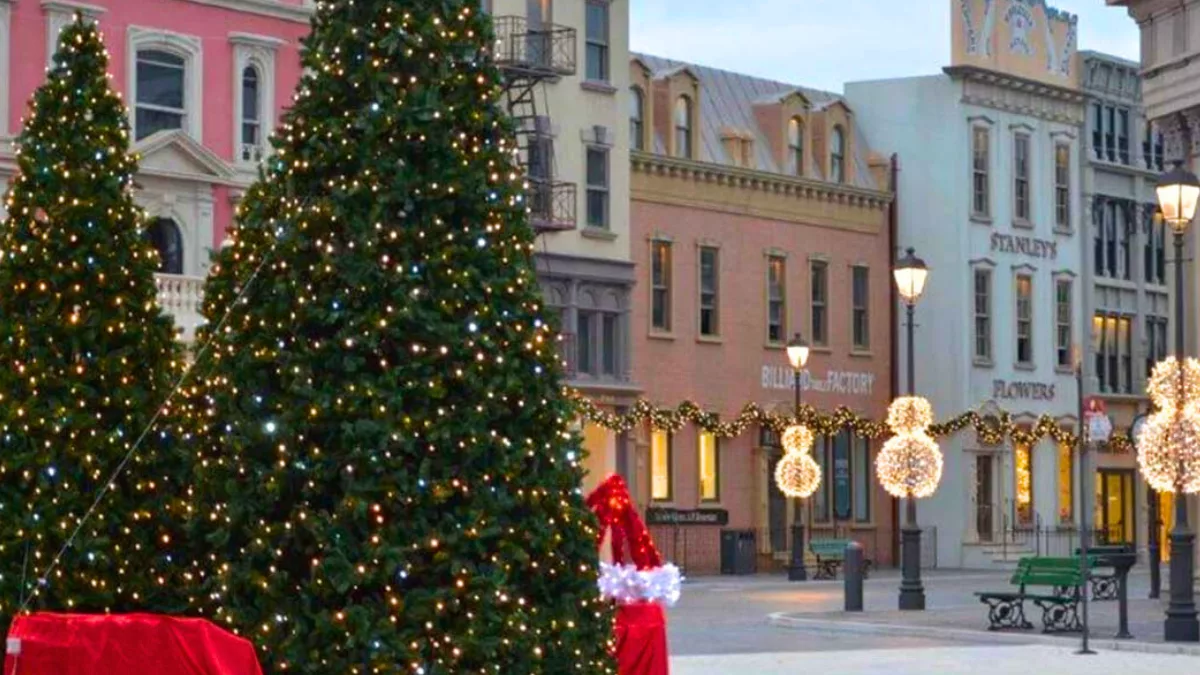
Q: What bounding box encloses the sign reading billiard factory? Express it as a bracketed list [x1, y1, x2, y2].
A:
[993, 379, 1057, 401]
[761, 366, 876, 397]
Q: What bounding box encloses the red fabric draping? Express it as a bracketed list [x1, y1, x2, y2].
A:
[4, 613, 263, 675]
[585, 474, 662, 570]
[614, 603, 669, 675]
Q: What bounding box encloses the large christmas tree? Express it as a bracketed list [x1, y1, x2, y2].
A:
[0, 18, 186, 624]
[183, 1, 614, 671]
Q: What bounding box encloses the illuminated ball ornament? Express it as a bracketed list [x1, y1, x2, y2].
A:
[886, 396, 934, 434]
[876, 432, 943, 498]
[1146, 356, 1200, 410]
[781, 424, 815, 454]
[775, 450, 821, 498]
[1136, 408, 1200, 493]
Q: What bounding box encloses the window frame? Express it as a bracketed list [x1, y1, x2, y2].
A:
[584, 0, 610, 83]
[1147, 315, 1169, 378]
[973, 267, 993, 363]
[650, 240, 673, 333]
[128, 27, 203, 142]
[1015, 273, 1033, 366]
[971, 125, 990, 218]
[830, 125, 846, 183]
[1014, 439, 1034, 527]
[134, 49, 187, 140]
[851, 265, 869, 350]
[1095, 312, 1134, 394]
[852, 436, 872, 524]
[630, 86, 645, 151]
[810, 259, 828, 347]
[231, 34, 280, 166]
[766, 254, 787, 345]
[1054, 142, 1070, 232]
[585, 145, 610, 229]
[147, 217, 185, 275]
[1058, 440, 1074, 525]
[698, 245, 720, 338]
[1013, 132, 1031, 224]
[650, 428, 673, 502]
[1055, 278, 1072, 370]
[788, 117, 804, 176]
[698, 429, 720, 502]
[674, 96, 693, 159]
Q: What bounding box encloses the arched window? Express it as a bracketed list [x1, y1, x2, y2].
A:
[674, 96, 692, 159]
[788, 117, 804, 176]
[241, 65, 262, 161]
[630, 86, 645, 151]
[830, 125, 845, 183]
[147, 218, 183, 275]
[135, 49, 186, 140]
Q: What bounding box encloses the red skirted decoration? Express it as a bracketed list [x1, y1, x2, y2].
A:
[586, 475, 677, 675]
[4, 613, 263, 675]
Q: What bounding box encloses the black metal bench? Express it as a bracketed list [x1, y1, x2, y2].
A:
[808, 538, 872, 580]
[975, 557, 1085, 633]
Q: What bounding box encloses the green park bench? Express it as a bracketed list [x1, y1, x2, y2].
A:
[808, 538, 872, 580]
[975, 557, 1087, 633]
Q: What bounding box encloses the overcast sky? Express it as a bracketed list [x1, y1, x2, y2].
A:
[630, 0, 1140, 94]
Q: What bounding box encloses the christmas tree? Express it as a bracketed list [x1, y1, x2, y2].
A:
[0, 18, 187, 625]
[183, 1, 615, 671]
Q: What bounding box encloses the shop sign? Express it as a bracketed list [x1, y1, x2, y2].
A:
[833, 437, 852, 521]
[993, 379, 1056, 401]
[761, 366, 876, 397]
[645, 507, 729, 526]
[990, 232, 1057, 260]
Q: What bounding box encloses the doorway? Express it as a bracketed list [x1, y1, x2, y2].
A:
[1094, 469, 1135, 545]
[975, 454, 995, 542]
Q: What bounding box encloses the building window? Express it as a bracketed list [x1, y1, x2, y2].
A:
[698, 430, 719, 501]
[812, 437, 829, 522]
[766, 255, 786, 344]
[830, 125, 845, 183]
[601, 313, 618, 375]
[135, 49, 186, 141]
[584, 1, 609, 82]
[972, 126, 990, 217]
[630, 86, 644, 151]
[1013, 133, 1030, 222]
[974, 268, 992, 362]
[1057, 441, 1073, 524]
[1147, 315, 1169, 377]
[240, 66, 262, 162]
[853, 436, 871, 523]
[698, 246, 720, 336]
[650, 429, 672, 501]
[1095, 313, 1133, 394]
[147, 218, 184, 275]
[674, 96, 692, 159]
[851, 266, 869, 350]
[1054, 143, 1070, 230]
[1095, 200, 1131, 280]
[1105, 106, 1116, 161]
[651, 241, 672, 332]
[1015, 441, 1033, 527]
[810, 260, 828, 346]
[585, 146, 609, 229]
[1055, 279, 1072, 369]
[1016, 274, 1033, 365]
[1116, 203, 1130, 280]
[788, 117, 804, 176]
[1091, 102, 1103, 159]
[1145, 215, 1166, 285]
[1117, 109, 1129, 164]
[1144, 121, 1165, 172]
[577, 311, 594, 375]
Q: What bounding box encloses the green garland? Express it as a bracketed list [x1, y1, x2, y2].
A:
[568, 391, 1137, 453]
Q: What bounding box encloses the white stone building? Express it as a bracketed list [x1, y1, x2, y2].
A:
[846, 0, 1087, 568]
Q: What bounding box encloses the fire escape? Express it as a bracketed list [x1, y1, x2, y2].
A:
[492, 15, 577, 233]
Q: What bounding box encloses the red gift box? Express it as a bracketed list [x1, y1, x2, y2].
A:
[4, 613, 262, 675]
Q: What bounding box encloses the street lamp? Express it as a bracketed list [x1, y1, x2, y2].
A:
[1157, 161, 1200, 642]
[784, 332, 812, 582]
[893, 247, 929, 611]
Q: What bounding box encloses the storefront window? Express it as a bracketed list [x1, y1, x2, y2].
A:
[650, 429, 671, 501]
[812, 437, 829, 522]
[853, 436, 871, 523]
[698, 430, 719, 501]
[1057, 441, 1073, 524]
[1015, 441, 1033, 526]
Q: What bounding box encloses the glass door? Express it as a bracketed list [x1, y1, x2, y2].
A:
[1094, 469, 1135, 545]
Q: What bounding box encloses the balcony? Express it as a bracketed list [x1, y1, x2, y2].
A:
[155, 273, 205, 342]
[528, 179, 576, 232]
[492, 16, 576, 78]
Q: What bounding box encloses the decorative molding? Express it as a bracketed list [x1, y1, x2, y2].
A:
[947, 65, 1086, 125]
[229, 31, 287, 49]
[231, 33, 280, 168]
[1048, 129, 1076, 140]
[967, 114, 997, 126]
[181, 0, 312, 23]
[1052, 269, 1077, 279]
[969, 257, 997, 268]
[1011, 263, 1037, 274]
[128, 26, 204, 143]
[1008, 122, 1036, 132]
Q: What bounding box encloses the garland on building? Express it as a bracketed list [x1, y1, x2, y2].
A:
[568, 391, 1137, 453]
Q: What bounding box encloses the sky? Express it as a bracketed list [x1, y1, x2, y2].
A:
[630, 0, 1140, 94]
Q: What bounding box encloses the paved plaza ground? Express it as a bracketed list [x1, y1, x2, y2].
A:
[665, 568, 1200, 672]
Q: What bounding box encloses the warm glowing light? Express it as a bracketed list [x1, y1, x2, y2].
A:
[886, 396, 933, 435]
[876, 432, 943, 499]
[1137, 407, 1200, 493]
[781, 424, 815, 455]
[774, 451, 821, 498]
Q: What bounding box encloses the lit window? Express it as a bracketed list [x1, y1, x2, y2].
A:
[1057, 441, 1073, 524]
[651, 429, 672, 501]
[1015, 441, 1033, 526]
[651, 241, 672, 332]
[788, 117, 804, 176]
[674, 96, 692, 159]
[135, 49, 185, 140]
[698, 430, 719, 501]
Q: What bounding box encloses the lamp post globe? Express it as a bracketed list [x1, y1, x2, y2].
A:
[1156, 161, 1200, 235]
[787, 332, 810, 370]
[893, 247, 928, 307]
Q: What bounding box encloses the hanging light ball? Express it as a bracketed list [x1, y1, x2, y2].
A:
[886, 396, 933, 435]
[775, 451, 821, 498]
[1137, 408, 1200, 494]
[1146, 357, 1200, 410]
[876, 432, 943, 499]
[781, 424, 815, 455]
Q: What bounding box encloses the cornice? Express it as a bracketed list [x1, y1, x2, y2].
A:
[629, 150, 893, 212]
[181, 0, 313, 23]
[945, 65, 1086, 104]
[41, 0, 106, 14]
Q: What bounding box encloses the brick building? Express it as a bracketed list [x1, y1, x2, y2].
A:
[627, 54, 897, 574]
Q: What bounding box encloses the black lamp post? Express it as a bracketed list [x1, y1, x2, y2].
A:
[1157, 160, 1200, 642]
[893, 247, 929, 611]
[786, 332, 811, 582]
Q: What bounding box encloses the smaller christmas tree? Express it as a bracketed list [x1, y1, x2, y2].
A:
[0, 16, 188, 627]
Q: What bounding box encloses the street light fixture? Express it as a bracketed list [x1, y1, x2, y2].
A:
[893, 247, 929, 611]
[1155, 161, 1200, 643]
[784, 332, 813, 582]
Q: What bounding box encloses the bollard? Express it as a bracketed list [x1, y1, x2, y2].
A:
[844, 541, 864, 612]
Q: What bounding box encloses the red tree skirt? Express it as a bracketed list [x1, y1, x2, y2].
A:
[4, 613, 263, 675]
[615, 603, 669, 675]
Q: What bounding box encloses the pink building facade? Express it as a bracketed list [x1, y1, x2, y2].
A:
[0, 0, 311, 339]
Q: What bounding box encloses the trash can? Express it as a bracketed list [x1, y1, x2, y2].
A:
[720, 529, 757, 575]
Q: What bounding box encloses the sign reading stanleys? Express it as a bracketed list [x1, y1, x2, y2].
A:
[761, 366, 876, 397]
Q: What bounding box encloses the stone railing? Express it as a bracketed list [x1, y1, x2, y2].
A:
[155, 273, 205, 342]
